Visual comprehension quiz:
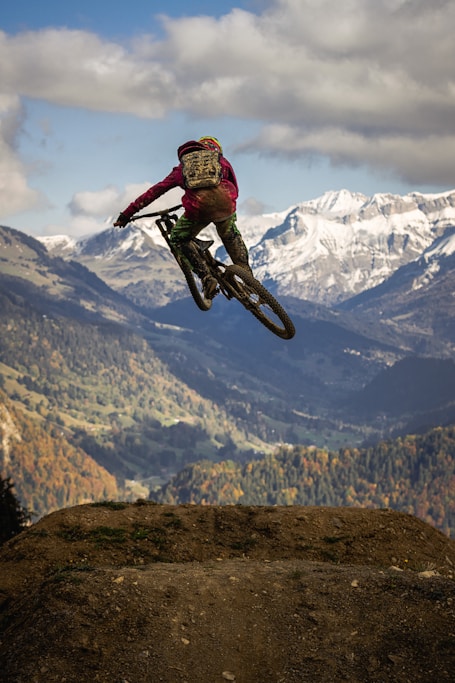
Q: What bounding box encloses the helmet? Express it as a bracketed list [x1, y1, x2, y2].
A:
[198, 136, 223, 154]
[177, 140, 206, 160]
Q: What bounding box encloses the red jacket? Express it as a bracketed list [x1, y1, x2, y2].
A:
[121, 156, 239, 223]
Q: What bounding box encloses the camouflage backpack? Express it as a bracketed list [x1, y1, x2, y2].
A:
[181, 148, 222, 189]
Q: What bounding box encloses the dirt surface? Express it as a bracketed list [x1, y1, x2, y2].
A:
[1, 502, 455, 683]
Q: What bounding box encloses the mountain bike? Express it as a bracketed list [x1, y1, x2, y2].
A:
[130, 205, 296, 340]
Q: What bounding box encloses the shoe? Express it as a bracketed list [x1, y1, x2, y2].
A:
[202, 274, 218, 299]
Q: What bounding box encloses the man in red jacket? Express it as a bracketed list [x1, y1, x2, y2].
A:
[114, 136, 251, 299]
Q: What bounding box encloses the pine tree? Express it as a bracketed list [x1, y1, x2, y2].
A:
[0, 476, 31, 545]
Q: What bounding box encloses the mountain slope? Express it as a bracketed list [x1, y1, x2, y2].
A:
[0, 224, 147, 325]
[0, 228, 274, 510]
[339, 230, 455, 351]
[0, 391, 119, 517]
[2, 223, 409, 435]
[40, 223, 188, 309]
[346, 357, 455, 431]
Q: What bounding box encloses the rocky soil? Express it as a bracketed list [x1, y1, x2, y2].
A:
[1, 502, 455, 683]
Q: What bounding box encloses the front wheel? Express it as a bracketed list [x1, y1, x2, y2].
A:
[177, 254, 212, 312]
[223, 265, 295, 339]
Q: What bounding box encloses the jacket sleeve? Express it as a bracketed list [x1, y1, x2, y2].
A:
[121, 166, 183, 219]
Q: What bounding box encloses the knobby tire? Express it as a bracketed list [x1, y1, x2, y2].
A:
[177, 254, 212, 312]
[223, 265, 295, 339]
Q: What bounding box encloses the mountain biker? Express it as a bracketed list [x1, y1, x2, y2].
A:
[114, 136, 251, 299]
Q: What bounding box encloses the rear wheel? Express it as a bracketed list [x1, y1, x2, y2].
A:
[223, 265, 295, 339]
[177, 255, 212, 311]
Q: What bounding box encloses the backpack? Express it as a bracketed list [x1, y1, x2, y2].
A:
[181, 148, 222, 189]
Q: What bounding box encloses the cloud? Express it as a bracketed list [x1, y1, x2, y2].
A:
[0, 0, 454, 222]
[236, 125, 455, 186]
[59, 184, 183, 237]
[0, 95, 48, 217]
[68, 186, 123, 217]
[0, 29, 175, 118]
[239, 197, 273, 216]
[43, 215, 111, 239]
[67, 183, 183, 220]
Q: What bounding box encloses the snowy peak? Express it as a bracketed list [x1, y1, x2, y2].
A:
[306, 189, 368, 217]
[300, 189, 455, 224]
[38, 234, 77, 256]
[76, 225, 163, 261]
[244, 188, 455, 304]
[41, 222, 167, 262]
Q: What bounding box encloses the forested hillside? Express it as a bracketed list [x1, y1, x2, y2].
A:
[0, 286, 269, 515]
[0, 393, 118, 517]
[154, 424, 455, 537]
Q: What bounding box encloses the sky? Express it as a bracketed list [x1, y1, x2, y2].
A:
[1, 0, 454, 237]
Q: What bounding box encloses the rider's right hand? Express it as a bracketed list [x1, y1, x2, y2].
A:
[114, 212, 129, 228]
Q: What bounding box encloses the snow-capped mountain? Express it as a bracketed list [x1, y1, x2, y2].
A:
[338, 219, 455, 350]
[243, 189, 455, 304]
[37, 234, 77, 255]
[39, 223, 166, 259]
[39, 188, 455, 308]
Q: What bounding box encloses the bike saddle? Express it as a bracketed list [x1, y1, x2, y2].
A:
[193, 238, 214, 251]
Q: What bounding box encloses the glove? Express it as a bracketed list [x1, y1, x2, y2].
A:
[113, 212, 129, 228]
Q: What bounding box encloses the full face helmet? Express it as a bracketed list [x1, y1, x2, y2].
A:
[198, 136, 223, 154]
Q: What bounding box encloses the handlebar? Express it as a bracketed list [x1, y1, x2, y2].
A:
[129, 204, 183, 221]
